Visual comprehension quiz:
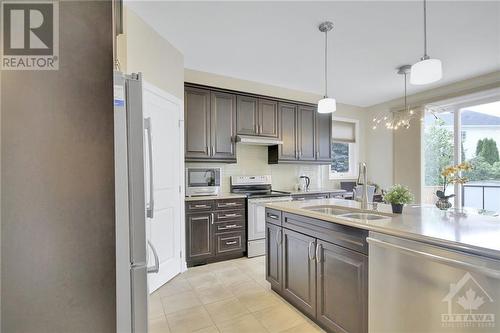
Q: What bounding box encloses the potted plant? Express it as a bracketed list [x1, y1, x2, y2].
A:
[436, 162, 471, 210]
[384, 184, 414, 214]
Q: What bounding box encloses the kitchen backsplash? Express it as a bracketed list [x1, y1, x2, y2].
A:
[186, 145, 346, 193]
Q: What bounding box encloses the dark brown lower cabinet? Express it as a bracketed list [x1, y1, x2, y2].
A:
[186, 198, 246, 267]
[186, 213, 214, 261]
[265, 222, 282, 291]
[316, 240, 368, 333]
[265, 209, 368, 333]
[282, 228, 316, 318]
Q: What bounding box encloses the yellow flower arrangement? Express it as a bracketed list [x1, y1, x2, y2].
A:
[437, 162, 472, 199]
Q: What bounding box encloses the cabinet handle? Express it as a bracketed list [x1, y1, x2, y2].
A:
[218, 224, 240, 231]
[219, 213, 242, 219]
[220, 202, 239, 207]
[212, 145, 215, 156]
[276, 229, 282, 245]
[308, 241, 315, 261]
[267, 213, 279, 220]
[191, 216, 209, 221]
[193, 204, 210, 208]
[316, 243, 322, 263]
[225, 241, 237, 245]
[211, 213, 214, 225]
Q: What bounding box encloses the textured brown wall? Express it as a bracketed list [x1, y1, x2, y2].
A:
[1, 2, 116, 332]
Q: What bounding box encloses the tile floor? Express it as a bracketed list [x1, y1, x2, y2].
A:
[149, 256, 325, 333]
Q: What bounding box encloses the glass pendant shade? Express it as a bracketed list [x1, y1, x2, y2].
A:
[317, 97, 336, 114]
[410, 58, 442, 85]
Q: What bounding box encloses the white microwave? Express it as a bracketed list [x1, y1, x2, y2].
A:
[185, 167, 221, 197]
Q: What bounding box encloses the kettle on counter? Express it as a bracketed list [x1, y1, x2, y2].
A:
[298, 176, 310, 192]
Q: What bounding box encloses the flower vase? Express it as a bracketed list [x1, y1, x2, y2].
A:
[391, 203, 404, 214]
[435, 197, 452, 211]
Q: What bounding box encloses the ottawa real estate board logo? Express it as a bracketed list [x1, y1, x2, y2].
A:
[1, 1, 59, 70]
[441, 272, 495, 329]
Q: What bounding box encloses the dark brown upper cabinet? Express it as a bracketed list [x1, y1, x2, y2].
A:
[211, 91, 237, 159]
[185, 84, 331, 165]
[315, 112, 332, 162]
[277, 103, 298, 161]
[185, 86, 236, 162]
[270, 104, 332, 165]
[236, 95, 259, 136]
[297, 105, 316, 161]
[185, 87, 211, 160]
[237, 96, 278, 137]
[258, 99, 279, 137]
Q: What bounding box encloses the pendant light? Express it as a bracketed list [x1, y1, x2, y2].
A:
[317, 21, 336, 114]
[372, 65, 416, 130]
[410, 0, 442, 85]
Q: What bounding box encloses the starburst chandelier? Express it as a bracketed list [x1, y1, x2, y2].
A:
[372, 65, 417, 130]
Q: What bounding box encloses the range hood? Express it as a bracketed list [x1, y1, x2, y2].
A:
[236, 135, 283, 146]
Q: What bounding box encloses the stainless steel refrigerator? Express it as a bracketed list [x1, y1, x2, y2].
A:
[114, 72, 159, 333]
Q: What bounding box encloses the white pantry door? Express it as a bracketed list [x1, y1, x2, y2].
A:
[143, 81, 183, 293]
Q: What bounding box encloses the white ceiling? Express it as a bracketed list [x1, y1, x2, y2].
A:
[127, 1, 500, 107]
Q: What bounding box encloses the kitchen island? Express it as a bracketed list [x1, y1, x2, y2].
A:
[265, 198, 500, 333]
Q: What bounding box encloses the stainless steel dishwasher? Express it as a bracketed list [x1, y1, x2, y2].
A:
[368, 231, 500, 333]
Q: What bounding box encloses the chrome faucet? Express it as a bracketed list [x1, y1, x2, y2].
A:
[359, 162, 369, 210]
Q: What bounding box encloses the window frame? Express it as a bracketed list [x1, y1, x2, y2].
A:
[329, 117, 359, 180]
[421, 87, 500, 207]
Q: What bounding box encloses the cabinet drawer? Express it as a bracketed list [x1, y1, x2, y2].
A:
[215, 220, 245, 233]
[214, 209, 245, 223]
[216, 198, 245, 210]
[265, 209, 282, 225]
[186, 200, 214, 212]
[216, 232, 245, 254]
[283, 212, 368, 254]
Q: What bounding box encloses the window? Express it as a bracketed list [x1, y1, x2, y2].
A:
[330, 117, 359, 179]
[422, 95, 500, 213]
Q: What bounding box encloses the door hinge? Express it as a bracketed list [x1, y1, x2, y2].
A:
[179, 185, 182, 194]
[179, 251, 182, 258]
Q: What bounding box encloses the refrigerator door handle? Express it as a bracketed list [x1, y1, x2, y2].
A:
[144, 117, 154, 219]
[147, 240, 160, 274]
[367, 237, 500, 279]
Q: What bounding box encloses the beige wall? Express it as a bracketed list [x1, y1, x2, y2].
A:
[365, 71, 500, 201]
[185, 69, 368, 189]
[118, 7, 184, 99]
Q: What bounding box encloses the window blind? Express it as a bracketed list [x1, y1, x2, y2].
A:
[332, 120, 356, 143]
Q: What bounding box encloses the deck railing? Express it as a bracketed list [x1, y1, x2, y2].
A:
[462, 184, 500, 212]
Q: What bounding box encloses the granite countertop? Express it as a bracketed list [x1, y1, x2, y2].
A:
[278, 189, 347, 195]
[266, 198, 500, 260]
[185, 193, 247, 201]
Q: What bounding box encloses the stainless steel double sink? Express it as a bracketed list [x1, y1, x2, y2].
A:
[303, 205, 392, 221]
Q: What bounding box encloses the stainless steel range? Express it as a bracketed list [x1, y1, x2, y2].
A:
[231, 176, 292, 257]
